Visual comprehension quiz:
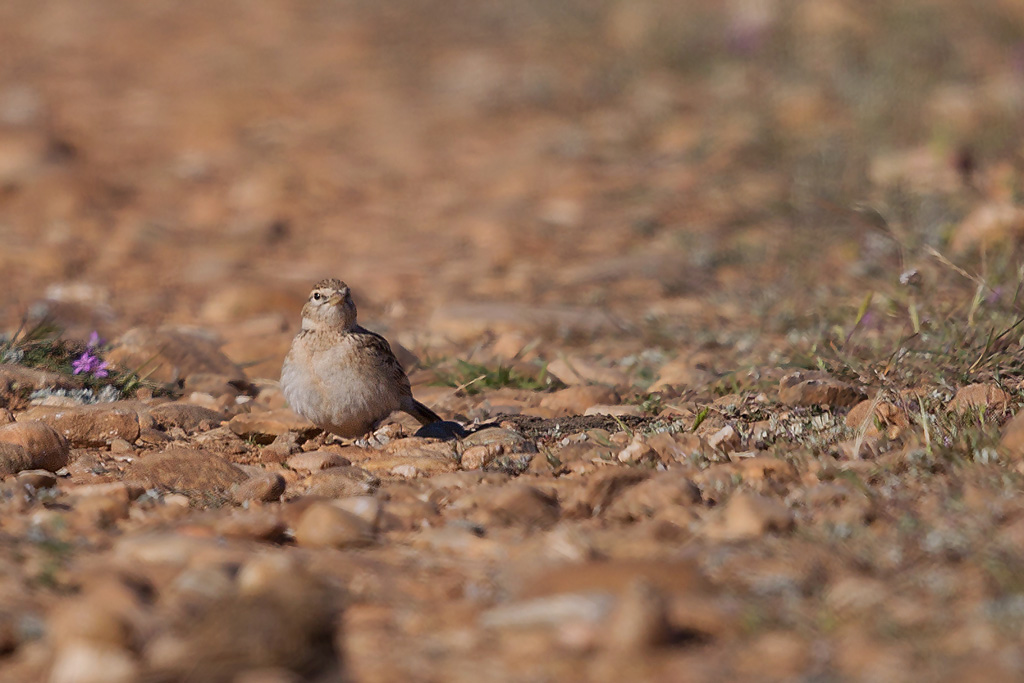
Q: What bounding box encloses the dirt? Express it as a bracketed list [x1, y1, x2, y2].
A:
[3, 1, 1024, 681]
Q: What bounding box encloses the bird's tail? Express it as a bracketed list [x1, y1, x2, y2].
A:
[405, 398, 443, 426]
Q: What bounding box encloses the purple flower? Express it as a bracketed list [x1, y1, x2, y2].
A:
[87, 331, 104, 348]
[72, 351, 110, 378]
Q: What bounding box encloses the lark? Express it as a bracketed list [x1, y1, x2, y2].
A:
[281, 278, 443, 438]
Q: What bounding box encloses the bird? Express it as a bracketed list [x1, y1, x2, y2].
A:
[281, 278, 443, 439]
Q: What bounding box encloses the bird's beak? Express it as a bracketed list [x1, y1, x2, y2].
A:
[327, 292, 344, 306]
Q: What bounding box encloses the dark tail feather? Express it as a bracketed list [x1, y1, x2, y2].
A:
[406, 398, 443, 426]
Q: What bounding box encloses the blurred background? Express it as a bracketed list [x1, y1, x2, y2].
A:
[1, 0, 1023, 375]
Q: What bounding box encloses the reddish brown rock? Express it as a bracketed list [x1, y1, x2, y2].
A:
[0, 420, 70, 472]
[540, 385, 620, 416]
[293, 502, 374, 549]
[846, 399, 910, 437]
[285, 450, 352, 472]
[126, 448, 248, 496]
[18, 404, 140, 448]
[148, 403, 226, 432]
[946, 383, 1010, 413]
[232, 473, 286, 504]
[779, 372, 866, 408]
[229, 409, 318, 443]
[304, 466, 380, 498]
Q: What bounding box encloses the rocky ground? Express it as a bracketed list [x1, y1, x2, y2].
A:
[4, 1, 1024, 681]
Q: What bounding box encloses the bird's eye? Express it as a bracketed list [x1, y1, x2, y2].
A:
[312, 292, 322, 301]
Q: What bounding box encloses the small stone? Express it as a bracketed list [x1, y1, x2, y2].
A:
[461, 444, 501, 470]
[15, 469, 57, 489]
[214, 510, 288, 542]
[229, 409, 318, 444]
[946, 383, 1010, 413]
[304, 466, 380, 497]
[584, 404, 644, 417]
[846, 399, 910, 437]
[293, 502, 374, 549]
[707, 424, 741, 452]
[779, 371, 866, 408]
[704, 491, 794, 541]
[646, 432, 705, 463]
[540, 386, 620, 416]
[260, 432, 300, 463]
[0, 420, 70, 472]
[617, 435, 658, 463]
[285, 450, 352, 472]
[148, 403, 226, 432]
[232, 473, 286, 504]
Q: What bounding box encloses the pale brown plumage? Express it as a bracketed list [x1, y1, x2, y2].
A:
[281, 278, 441, 438]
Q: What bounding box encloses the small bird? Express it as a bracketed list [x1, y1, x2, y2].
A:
[281, 278, 443, 438]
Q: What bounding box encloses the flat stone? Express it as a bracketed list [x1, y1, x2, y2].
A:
[17, 404, 140, 448]
[229, 409, 318, 443]
[148, 403, 226, 432]
[285, 450, 352, 472]
[126, 448, 248, 497]
[540, 385, 620, 416]
[304, 466, 380, 497]
[779, 372, 866, 408]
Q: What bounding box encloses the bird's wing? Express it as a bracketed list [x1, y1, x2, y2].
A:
[350, 326, 412, 394]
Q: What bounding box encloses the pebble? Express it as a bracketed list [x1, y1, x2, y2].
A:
[229, 409, 319, 444]
[583, 404, 644, 417]
[293, 502, 375, 548]
[15, 468, 58, 489]
[231, 473, 286, 504]
[304, 466, 379, 497]
[286, 450, 352, 472]
[707, 424, 741, 452]
[148, 402, 226, 432]
[778, 371, 866, 408]
[540, 385, 620, 416]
